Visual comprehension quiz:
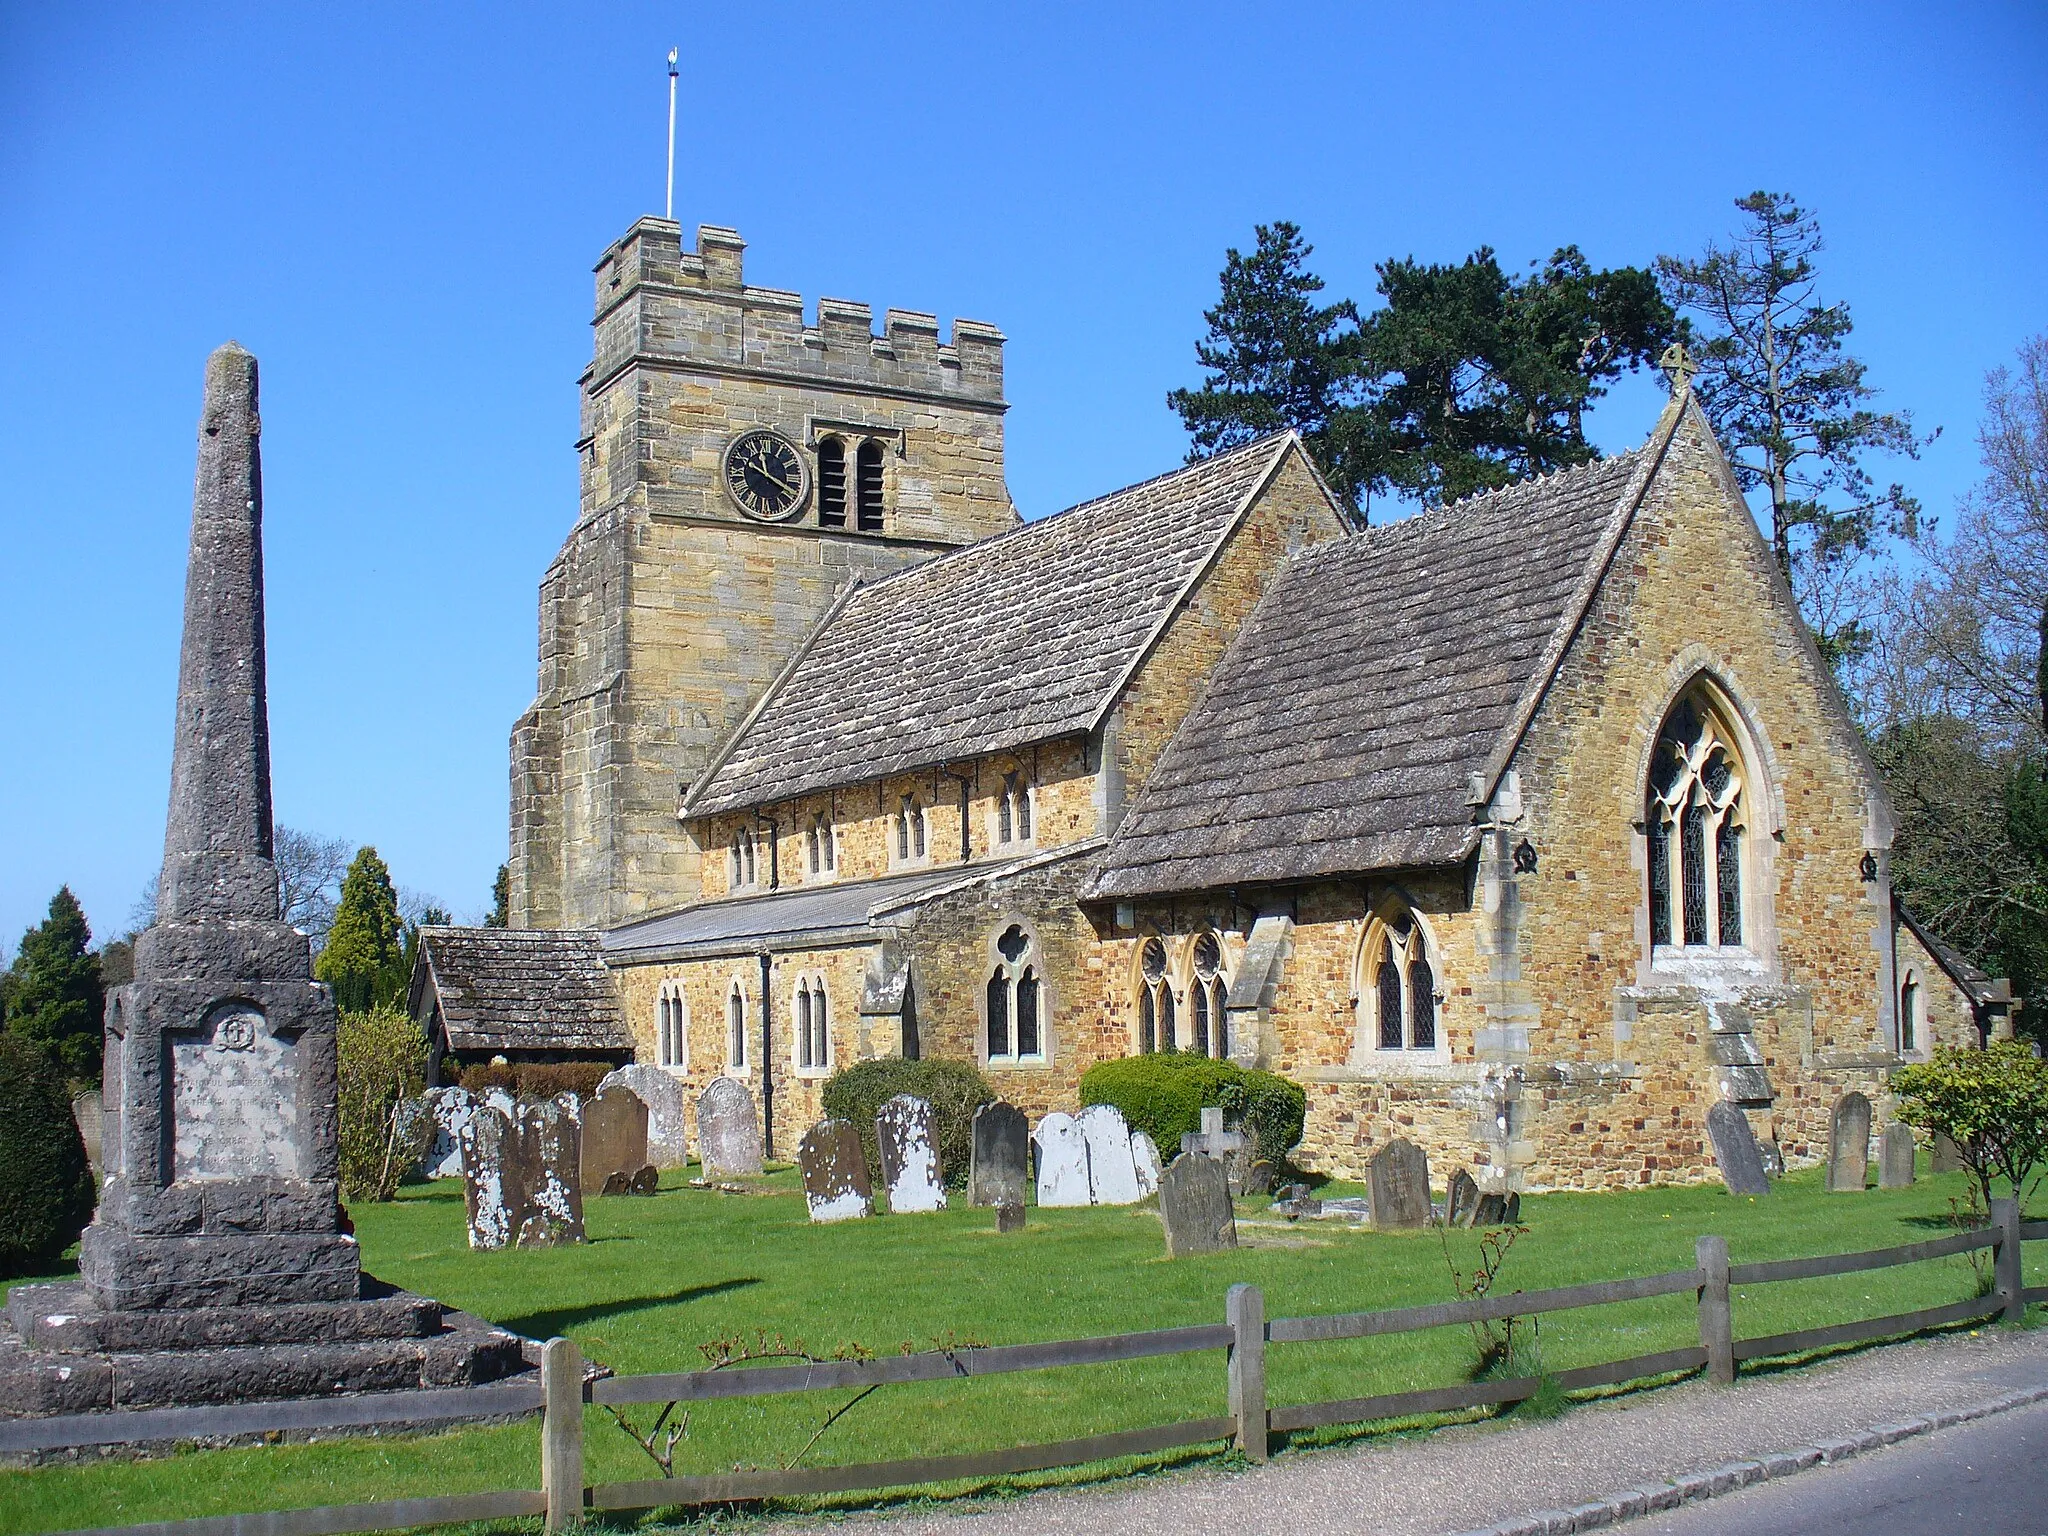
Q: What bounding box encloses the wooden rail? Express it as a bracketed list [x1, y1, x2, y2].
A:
[1266, 1267, 1704, 1344]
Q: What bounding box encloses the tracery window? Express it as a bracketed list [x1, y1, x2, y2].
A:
[793, 975, 831, 1072]
[1136, 936, 1174, 1052]
[656, 981, 689, 1070]
[806, 813, 835, 876]
[855, 439, 885, 531]
[997, 771, 1033, 846]
[726, 980, 748, 1071]
[1646, 689, 1749, 953]
[895, 794, 928, 864]
[1361, 906, 1438, 1053]
[985, 923, 1044, 1063]
[816, 436, 848, 528]
[1190, 932, 1231, 1059]
[728, 826, 759, 890]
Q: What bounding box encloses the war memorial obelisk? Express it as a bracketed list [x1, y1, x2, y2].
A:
[0, 345, 522, 1415]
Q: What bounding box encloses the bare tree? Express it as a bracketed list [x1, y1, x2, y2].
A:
[275, 827, 353, 946]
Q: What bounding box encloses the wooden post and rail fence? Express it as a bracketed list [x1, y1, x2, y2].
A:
[7, 1200, 2043, 1536]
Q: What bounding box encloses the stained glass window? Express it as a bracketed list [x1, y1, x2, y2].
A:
[1648, 816, 1672, 946]
[1192, 982, 1211, 1056]
[986, 969, 1009, 1058]
[1409, 958, 1436, 1049]
[1017, 970, 1040, 1057]
[1716, 819, 1742, 946]
[1378, 959, 1403, 1050]
[1681, 802, 1709, 945]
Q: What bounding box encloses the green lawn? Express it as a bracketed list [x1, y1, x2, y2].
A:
[5, 1161, 2039, 1535]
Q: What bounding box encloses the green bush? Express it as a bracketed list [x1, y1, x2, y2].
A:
[1894, 1041, 2048, 1211]
[1080, 1053, 1306, 1167]
[455, 1060, 612, 1102]
[820, 1058, 996, 1189]
[0, 1033, 97, 1277]
[337, 1006, 430, 1202]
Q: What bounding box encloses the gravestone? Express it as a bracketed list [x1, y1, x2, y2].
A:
[968, 1101, 1030, 1207]
[1033, 1112, 1092, 1207]
[1159, 1154, 1237, 1258]
[1368, 1139, 1431, 1230]
[600, 1064, 689, 1168]
[1706, 1101, 1772, 1197]
[1446, 1167, 1481, 1228]
[461, 1096, 586, 1250]
[1828, 1092, 1873, 1192]
[1077, 1103, 1144, 1205]
[996, 1201, 1026, 1233]
[581, 1085, 650, 1194]
[71, 1090, 104, 1182]
[1880, 1122, 1916, 1188]
[697, 1076, 763, 1177]
[1932, 1132, 1963, 1174]
[1471, 1190, 1522, 1226]
[799, 1119, 872, 1222]
[1241, 1158, 1275, 1197]
[422, 1086, 480, 1178]
[601, 1166, 660, 1196]
[1133, 1132, 1164, 1198]
[876, 1094, 946, 1214]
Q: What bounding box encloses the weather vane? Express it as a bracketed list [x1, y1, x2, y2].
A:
[665, 47, 680, 221]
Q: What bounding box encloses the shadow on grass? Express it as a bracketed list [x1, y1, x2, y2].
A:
[500, 1277, 763, 1339]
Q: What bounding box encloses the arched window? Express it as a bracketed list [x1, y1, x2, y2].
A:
[1137, 936, 1171, 1052]
[806, 813, 835, 876]
[895, 794, 927, 864]
[656, 981, 689, 1070]
[793, 975, 830, 1072]
[1646, 687, 1750, 952]
[726, 980, 749, 1071]
[1360, 905, 1440, 1054]
[855, 439, 885, 531]
[997, 771, 1033, 846]
[1900, 974, 1920, 1054]
[1192, 932, 1231, 1060]
[816, 436, 848, 528]
[985, 923, 1046, 1064]
[729, 826, 758, 891]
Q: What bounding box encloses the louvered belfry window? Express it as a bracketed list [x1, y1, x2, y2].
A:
[1645, 685, 1750, 956]
[855, 440, 885, 531]
[817, 437, 847, 527]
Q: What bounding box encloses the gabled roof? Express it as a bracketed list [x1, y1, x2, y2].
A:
[1088, 437, 1665, 901]
[684, 434, 1325, 817]
[409, 927, 631, 1056]
[1895, 898, 2012, 1010]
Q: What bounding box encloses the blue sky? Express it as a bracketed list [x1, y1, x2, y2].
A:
[2, 2, 2043, 955]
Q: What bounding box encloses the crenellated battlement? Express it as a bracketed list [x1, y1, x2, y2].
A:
[590, 219, 1004, 402]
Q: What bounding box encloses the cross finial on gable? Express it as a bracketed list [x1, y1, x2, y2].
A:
[1659, 341, 1697, 397]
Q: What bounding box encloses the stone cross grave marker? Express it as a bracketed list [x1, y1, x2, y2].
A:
[601, 1064, 689, 1168]
[1446, 1167, 1480, 1227]
[799, 1119, 872, 1222]
[969, 1101, 1029, 1208]
[1880, 1121, 1916, 1188]
[877, 1094, 947, 1214]
[1078, 1103, 1144, 1205]
[1033, 1112, 1092, 1207]
[697, 1076, 763, 1177]
[1707, 1101, 1772, 1197]
[1828, 1092, 1873, 1192]
[1181, 1107, 1250, 1195]
[1159, 1153, 1237, 1258]
[1369, 1138, 1431, 1229]
[581, 1085, 650, 1195]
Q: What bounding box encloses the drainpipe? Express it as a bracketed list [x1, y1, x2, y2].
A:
[758, 949, 775, 1159]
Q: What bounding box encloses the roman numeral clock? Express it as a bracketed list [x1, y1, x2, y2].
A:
[722, 428, 811, 520]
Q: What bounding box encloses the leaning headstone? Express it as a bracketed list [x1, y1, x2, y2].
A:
[600, 1064, 689, 1168]
[1828, 1091, 1873, 1192]
[1078, 1103, 1144, 1205]
[1033, 1112, 1092, 1207]
[1880, 1122, 1916, 1189]
[1706, 1101, 1772, 1197]
[876, 1094, 947, 1214]
[1368, 1138, 1431, 1230]
[1133, 1132, 1165, 1198]
[1446, 1167, 1481, 1228]
[71, 1090, 104, 1182]
[581, 1085, 650, 1194]
[1932, 1132, 1963, 1174]
[697, 1076, 763, 1177]
[996, 1201, 1026, 1233]
[968, 1101, 1030, 1207]
[1160, 1153, 1237, 1258]
[799, 1119, 872, 1222]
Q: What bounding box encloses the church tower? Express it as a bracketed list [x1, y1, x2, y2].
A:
[510, 219, 1015, 929]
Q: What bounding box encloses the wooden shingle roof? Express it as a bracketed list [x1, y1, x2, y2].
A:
[684, 434, 1320, 817]
[410, 927, 631, 1055]
[1089, 443, 1658, 900]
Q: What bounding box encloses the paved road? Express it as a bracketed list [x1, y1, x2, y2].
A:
[1633, 1397, 2048, 1535]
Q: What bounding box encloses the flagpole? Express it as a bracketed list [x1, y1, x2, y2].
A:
[664, 48, 679, 221]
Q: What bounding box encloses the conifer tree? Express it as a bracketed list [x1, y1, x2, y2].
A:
[4, 888, 104, 1086]
[485, 864, 510, 928]
[315, 847, 407, 1012]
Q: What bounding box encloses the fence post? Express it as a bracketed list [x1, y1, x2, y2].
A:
[541, 1335, 585, 1532]
[1695, 1235, 1734, 1385]
[1992, 1197, 2024, 1324]
[1227, 1282, 1268, 1462]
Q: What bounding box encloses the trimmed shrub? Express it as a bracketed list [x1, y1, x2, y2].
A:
[1080, 1054, 1306, 1167]
[820, 1059, 996, 1189]
[456, 1060, 612, 1102]
[337, 1006, 431, 1201]
[0, 1033, 97, 1277]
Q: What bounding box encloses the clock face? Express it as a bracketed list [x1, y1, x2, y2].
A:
[722, 429, 809, 520]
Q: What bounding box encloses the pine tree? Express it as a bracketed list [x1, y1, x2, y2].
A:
[4, 889, 104, 1086]
[315, 847, 406, 1012]
[485, 864, 510, 928]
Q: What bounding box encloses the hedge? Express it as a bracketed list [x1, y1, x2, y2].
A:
[1079, 1053, 1306, 1167]
[455, 1060, 612, 1102]
[0, 1032, 97, 1278]
[820, 1058, 996, 1189]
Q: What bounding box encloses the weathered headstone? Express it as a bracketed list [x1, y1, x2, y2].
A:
[697, 1076, 763, 1177]
[461, 1095, 586, 1249]
[71, 1090, 104, 1182]
[1471, 1189, 1523, 1227]
[1159, 1153, 1237, 1258]
[1880, 1121, 1916, 1189]
[1932, 1132, 1963, 1174]
[600, 1165, 660, 1196]
[600, 1064, 689, 1168]
[1241, 1158, 1275, 1197]
[422, 1086, 479, 1178]
[1368, 1138, 1430, 1229]
[996, 1201, 1026, 1233]
[799, 1119, 872, 1222]
[581, 1085, 650, 1194]
[1133, 1132, 1164, 1198]
[1446, 1167, 1481, 1227]
[876, 1094, 946, 1214]
[519, 1096, 585, 1246]
[1033, 1112, 1092, 1208]
[1828, 1091, 1872, 1192]
[1078, 1103, 1144, 1205]
[968, 1101, 1029, 1208]
[1706, 1101, 1772, 1197]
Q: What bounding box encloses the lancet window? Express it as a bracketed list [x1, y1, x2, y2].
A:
[895, 794, 928, 863]
[1899, 974, 1921, 1054]
[997, 771, 1033, 846]
[1190, 932, 1231, 1059]
[985, 923, 1044, 1064]
[806, 813, 836, 876]
[728, 826, 759, 890]
[726, 980, 748, 1070]
[793, 975, 831, 1072]
[1361, 905, 1438, 1053]
[656, 981, 688, 1070]
[1645, 688, 1749, 953]
[1136, 936, 1174, 1053]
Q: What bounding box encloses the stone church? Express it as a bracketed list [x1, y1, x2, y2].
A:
[412, 216, 2015, 1192]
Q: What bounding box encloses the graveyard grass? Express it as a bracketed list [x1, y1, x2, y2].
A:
[6, 1162, 2043, 1535]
